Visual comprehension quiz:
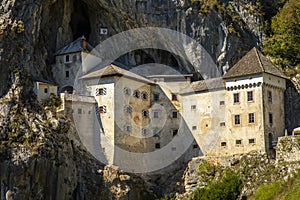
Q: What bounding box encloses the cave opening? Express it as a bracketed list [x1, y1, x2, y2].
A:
[70, 0, 91, 41]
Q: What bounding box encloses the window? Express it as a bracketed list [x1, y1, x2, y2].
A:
[248, 113, 255, 124]
[44, 88, 48, 93]
[125, 125, 132, 133]
[65, 71, 69, 78]
[153, 111, 159, 118]
[133, 90, 140, 98]
[153, 93, 159, 101]
[236, 140, 242, 145]
[249, 138, 255, 144]
[99, 106, 107, 113]
[234, 115, 241, 125]
[65, 55, 70, 63]
[220, 101, 225, 105]
[78, 108, 82, 114]
[247, 91, 253, 101]
[221, 142, 227, 147]
[153, 128, 159, 135]
[142, 92, 148, 100]
[142, 128, 147, 135]
[233, 93, 239, 103]
[124, 87, 131, 95]
[125, 106, 132, 114]
[268, 90, 272, 102]
[192, 126, 197, 130]
[172, 129, 178, 136]
[193, 144, 198, 149]
[172, 93, 177, 101]
[155, 143, 160, 149]
[142, 110, 149, 117]
[171, 147, 176, 151]
[191, 105, 196, 110]
[269, 113, 273, 126]
[220, 122, 226, 127]
[172, 111, 178, 118]
[96, 88, 107, 96]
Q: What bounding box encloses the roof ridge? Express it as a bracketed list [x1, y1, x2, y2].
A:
[254, 48, 265, 72]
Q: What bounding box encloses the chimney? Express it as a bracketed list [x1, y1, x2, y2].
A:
[81, 35, 87, 50]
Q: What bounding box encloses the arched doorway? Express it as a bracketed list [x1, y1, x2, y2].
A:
[61, 86, 74, 94]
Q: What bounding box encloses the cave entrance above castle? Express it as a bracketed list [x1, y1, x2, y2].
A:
[70, 0, 91, 41]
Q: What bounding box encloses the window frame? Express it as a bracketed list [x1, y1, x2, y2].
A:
[233, 93, 240, 104]
[247, 91, 254, 102]
[172, 111, 178, 119]
[234, 114, 241, 125]
[248, 113, 255, 124]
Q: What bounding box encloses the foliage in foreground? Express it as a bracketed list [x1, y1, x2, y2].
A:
[190, 168, 243, 200]
[250, 170, 300, 200]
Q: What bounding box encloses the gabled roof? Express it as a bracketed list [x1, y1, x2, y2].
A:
[55, 36, 92, 56]
[80, 64, 154, 84]
[223, 47, 288, 79]
[180, 77, 225, 95]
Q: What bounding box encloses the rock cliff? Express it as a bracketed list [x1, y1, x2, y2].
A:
[0, 0, 267, 97]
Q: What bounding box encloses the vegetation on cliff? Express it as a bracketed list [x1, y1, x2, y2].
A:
[263, 0, 300, 75]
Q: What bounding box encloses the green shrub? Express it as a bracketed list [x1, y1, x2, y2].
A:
[190, 169, 243, 200]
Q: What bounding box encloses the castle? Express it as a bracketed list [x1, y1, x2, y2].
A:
[35, 37, 288, 168]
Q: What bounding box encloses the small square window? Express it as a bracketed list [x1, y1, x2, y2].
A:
[125, 106, 132, 113]
[249, 113, 255, 124]
[125, 125, 132, 133]
[153, 93, 160, 101]
[172, 129, 178, 136]
[234, 115, 241, 125]
[142, 110, 149, 117]
[133, 90, 140, 98]
[124, 87, 131, 95]
[153, 129, 159, 135]
[172, 93, 177, 101]
[44, 88, 48, 93]
[142, 128, 147, 135]
[192, 126, 197, 130]
[96, 88, 107, 96]
[193, 144, 198, 149]
[221, 142, 227, 147]
[220, 101, 225, 105]
[236, 140, 242, 145]
[153, 111, 159, 118]
[171, 147, 176, 151]
[142, 92, 148, 100]
[191, 105, 196, 110]
[247, 91, 253, 101]
[234, 93, 239, 103]
[155, 143, 160, 149]
[172, 111, 178, 118]
[99, 106, 107, 113]
[220, 122, 226, 127]
[249, 138, 255, 144]
[78, 108, 82, 114]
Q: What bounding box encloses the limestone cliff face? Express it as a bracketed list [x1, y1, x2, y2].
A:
[0, 70, 153, 199]
[0, 0, 265, 96]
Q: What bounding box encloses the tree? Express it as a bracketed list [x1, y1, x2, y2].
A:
[263, 0, 300, 70]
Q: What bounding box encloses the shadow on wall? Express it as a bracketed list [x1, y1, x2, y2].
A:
[285, 79, 300, 134]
